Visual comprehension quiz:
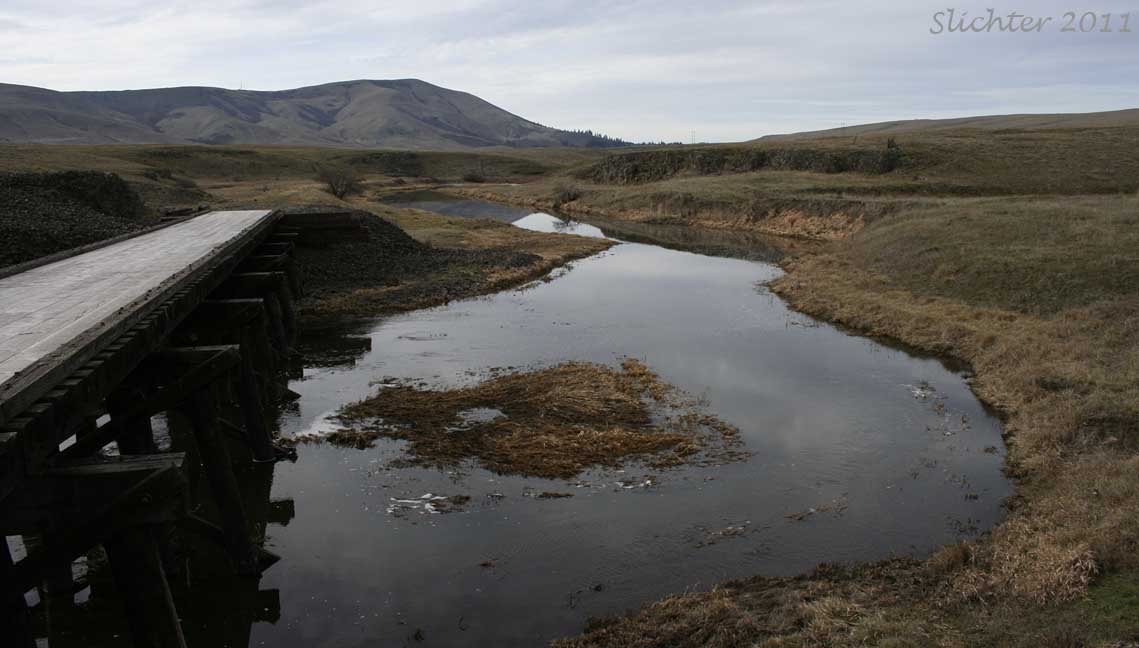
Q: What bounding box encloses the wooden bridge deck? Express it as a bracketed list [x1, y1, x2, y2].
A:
[0, 210, 277, 425]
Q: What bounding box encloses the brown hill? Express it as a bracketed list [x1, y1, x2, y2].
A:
[0, 79, 628, 150]
[759, 108, 1139, 140]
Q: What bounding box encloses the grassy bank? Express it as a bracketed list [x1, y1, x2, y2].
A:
[526, 129, 1139, 645]
[294, 203, 611, 324]
[450, 125, 1139, 242]
[0, 143, 613, 323]
[5, 134, 1136, 644]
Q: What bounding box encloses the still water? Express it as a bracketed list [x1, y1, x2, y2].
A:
[250, 193, 1009, 646]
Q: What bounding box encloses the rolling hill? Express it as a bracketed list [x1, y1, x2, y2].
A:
[0, 79, 629, 150]
[760, 108, 1139, 140]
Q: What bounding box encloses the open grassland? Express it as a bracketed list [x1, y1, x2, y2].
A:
[5, 126, 1139, 644]
[492, 127, 1139, 645]
[455, 126, 1139, 242]
[0, 142, 610, 213]
[0, 142, 612, 323]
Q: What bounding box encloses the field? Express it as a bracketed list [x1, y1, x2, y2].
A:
[4, 124, 1138, 645]
[443, 127, 1139, 646]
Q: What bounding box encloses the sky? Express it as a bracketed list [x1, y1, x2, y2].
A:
[1, 0, 1138, 142]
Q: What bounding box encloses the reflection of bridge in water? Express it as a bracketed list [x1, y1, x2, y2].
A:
[0, 209, 316, 647]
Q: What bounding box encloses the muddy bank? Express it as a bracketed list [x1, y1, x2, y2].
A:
[446, 186, 889, 241]
[293, 207, 610, 325]
[553, 195, 1139, 645]
[0, 171, 151, 269]
[292, 359, 745, 478]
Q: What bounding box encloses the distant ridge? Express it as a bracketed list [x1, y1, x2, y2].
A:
[0, 79, 631, 150]
[759, 108, 1139, 140]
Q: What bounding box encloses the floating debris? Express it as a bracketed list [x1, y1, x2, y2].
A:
[525, 490, 574, 499]
[385, 493, 470, 517]
[694, 522, 753, 547]
[615, 477, 655, 490]
[785, 495, 849, 522]
[905, 380, 940, 401]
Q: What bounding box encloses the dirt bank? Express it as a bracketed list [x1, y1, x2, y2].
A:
[447, 185, 886, 241]
[292, 359, 745, 479]
[283, 202, 611, 325]
[552, 192, 1139, 646]
[0, 171, 151, 269]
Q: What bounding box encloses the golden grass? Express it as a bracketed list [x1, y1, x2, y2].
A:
[773, 249, 1139, 603]
[304, 359, 744, 478]
[450, 182, 897, 240]
[556, 561, 958, 648]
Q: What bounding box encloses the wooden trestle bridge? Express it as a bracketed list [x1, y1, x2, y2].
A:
[0, 209, 307, 647]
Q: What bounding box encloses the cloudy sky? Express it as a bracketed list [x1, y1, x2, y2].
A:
[2, 0, 1138, 142]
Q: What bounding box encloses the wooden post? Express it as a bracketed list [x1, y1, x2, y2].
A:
[105, 526, 187, 648]
[0, 538, 35, 648]
[178, 385, 259, 575]
[216, 273, 293, 359]
[109, 386, 158, 455]
[275, 282, 298, 346]
[262, 292, 291, 359]
[234, 334, 273, 462]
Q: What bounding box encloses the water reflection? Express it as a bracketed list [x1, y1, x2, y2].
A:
[246, 194, 1010, 646]
[22, 462, 292, 648]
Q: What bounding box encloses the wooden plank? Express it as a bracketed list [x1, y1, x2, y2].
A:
[0, 211, 277, 427]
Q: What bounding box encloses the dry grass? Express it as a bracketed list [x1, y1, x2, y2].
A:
[773, 249, 1139, 603]
[556, 560, 956, 648]
[298, 203, 612, 320]
[451, 181, 902, 240]
[306, 359, 744, 478]
[537, 130, 1139, 645]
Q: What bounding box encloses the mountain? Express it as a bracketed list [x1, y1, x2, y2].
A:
[0, 79, 630, 150]
[759, 108, 1139, 140]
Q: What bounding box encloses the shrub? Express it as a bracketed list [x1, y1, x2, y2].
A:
[316, 165, 362, 198]
[551, 183, 582, 207]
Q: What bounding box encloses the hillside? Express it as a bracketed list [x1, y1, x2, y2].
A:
[760, 107, 1139, 140]
[0, 79, 629, 150]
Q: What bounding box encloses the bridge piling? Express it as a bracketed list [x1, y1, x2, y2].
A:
[0, 210, 306, 647]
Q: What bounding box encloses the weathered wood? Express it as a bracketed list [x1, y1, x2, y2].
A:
[105, 525, 188, 648]
[182, 299, 264, 332]
[215, 273, 292, 356]
[239, 255, 303, 297]
[236, 333, 273, 462]
[10, 465, 185, 590]
[178, 386, 259, 575]
[1, 212, 281, 500]
[43, 453, 186, 477]
[0, 210, 278, 428]
[256, 243, 293, 256]
[51, 348, 240, 464]
[0, 536, 36, 648]
[108, 386, 158, 455]
[217, 271, 284, 296]
[172, 302, 277, 460]
[0, 214, 299, 648]
[267, 232, 299, 244]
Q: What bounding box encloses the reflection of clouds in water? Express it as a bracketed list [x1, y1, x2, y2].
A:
[292, 409, 342, 439]
[511, 213, 608, 239]
[254, 196, 1013, 648]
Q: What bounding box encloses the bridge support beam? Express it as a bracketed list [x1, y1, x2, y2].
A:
[0, 215, 302, 648]
[0, 539, 35, 648]
[106, 525, 188, 648]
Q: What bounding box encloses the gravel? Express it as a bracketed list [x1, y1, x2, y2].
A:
[0, 171, 150, 269]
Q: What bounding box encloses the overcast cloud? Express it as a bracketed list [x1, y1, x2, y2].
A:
[1, 0, 1137, 141]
